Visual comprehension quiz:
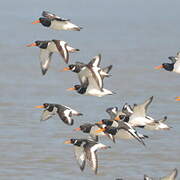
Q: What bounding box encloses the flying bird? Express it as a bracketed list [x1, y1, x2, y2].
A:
[35, 103, 82, 125]
[32, 11, 82, 31]
[67, 77, 114, 97]
[117, 97, 171, 130]
[27, 39, 79, 75]
[155, 51, 180, 73]
[64, 138, 110, 174]
[96, 119, 147, 145]
[62, 54, 112, 89]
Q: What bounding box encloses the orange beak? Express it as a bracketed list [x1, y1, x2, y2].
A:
[74, 127, 81, 131]
[67, 87, 76, 91]
[64, 140, 71, 144]
[95, 128, 105, 133]
[32, 20, 40, 24]
[175, 96, 180, 101]
[34, 105, 45, 108]
[96, 121, 103, 125]
[60, 67, 70, 72]
[154, 65, 163, 69]
[114, 116, 120, 120]
[26, 43, 37, 47]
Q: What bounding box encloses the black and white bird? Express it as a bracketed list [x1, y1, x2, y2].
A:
[65, 54, 114, 97]
[67, 77, 114, 97]
[35, 103, 83, 125]
[144, 168, 178, 180]
[74, 123, 106, 141]
[62, 54, 112, 89]
[155, 51, 180, 73]
[106, 104, 133, 120]
[64, 138, 110, 174]
[106, 107, 120, 119]
[118, 97, 171, 130]
[27, 39, 79, 75]
[96, 119, 147, 145]
[32, 11, 82, 31]
[122, 96, 154, 127]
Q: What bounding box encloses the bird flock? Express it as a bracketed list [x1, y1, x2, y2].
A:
[27, 11, 179, 180]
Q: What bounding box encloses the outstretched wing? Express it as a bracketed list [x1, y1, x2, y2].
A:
[85, 148, 98, 174]
[119, 121, 145, 146]
[52, 40, 69, 64]
[41, 109, 55, 121]
[39, 49, 53, 75]
[144, 175, 153, 180]
[57, 109, 73, 125]
[101, 65, 112, 75]
[42, 11, 68, 21]
[161, 168, 178, 180]
[88, 54, 101, 67]
[74, 146, 86, 171]
[133, 96, 153, 117]
[168, 56, 177, 63]
[125, 123, 145, 146]
[122, 103, 133, 115]
[87, 54, 103, 89]
[106, 107, 118, 119]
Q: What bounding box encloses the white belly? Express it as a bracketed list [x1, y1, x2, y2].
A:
[50, 21, 65, 30]
[129, 116, 154, 127]
[173, 66, 180, 73]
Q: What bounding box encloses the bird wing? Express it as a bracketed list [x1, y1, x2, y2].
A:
[87, 54, 103, 89]
[61, 104, 83, 116]
[122, 103, 133, 115]
[80, 76, 89, 89]
[85, 141, 110, 174]
[106, 133, 116, 143]
[118, 121, 145, 146]
[87, 135, 98, 142]
[106, 107, 118, 119]
[74, 146, 86, 171]
[161, 168, 178, 180]
[91, 66, 103, 90]
[100, 65, 113, 78]
[168, 56, 177, 63]
[88, 54, 101, 67]
[42, 11, 68, 21]
[85, 147, 98, 174]
[52, 40, 69, 64]
[39, 49, 53, 75]
[86, 72, 102, 91]
[144, 175, 153, 180]
[132, 96, 153, 117]
[57, 109, 73, 125]
[41, 109, 56, 121]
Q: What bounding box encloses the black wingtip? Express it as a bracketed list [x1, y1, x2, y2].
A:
[77, 113, 83, 116]
[173, 168, 178, 178]
[150, 96, 153, 100]
[168, 56, 174, 60]
[41, 69, 47, 75]
[143, 135, 149, 138]
[144, 175, 149, 180]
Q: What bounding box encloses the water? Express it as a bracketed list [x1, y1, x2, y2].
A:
[0, 0, 179, 179]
